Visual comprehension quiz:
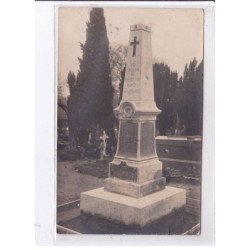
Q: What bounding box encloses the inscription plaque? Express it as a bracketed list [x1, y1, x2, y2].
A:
[140, 122, 155, 157]
[117, 121, 138, 158]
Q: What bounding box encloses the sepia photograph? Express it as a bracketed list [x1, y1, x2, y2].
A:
[56, 6, 204, 235]
[5, 0, 250, 248]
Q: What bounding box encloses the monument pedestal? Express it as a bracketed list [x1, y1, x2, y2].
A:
[80, 186, 186, 227]
[104, 158, 166, 198]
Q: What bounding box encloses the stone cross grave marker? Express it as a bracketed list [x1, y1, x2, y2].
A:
[99, 130, 109, 159]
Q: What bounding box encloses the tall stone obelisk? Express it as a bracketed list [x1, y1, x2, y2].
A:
[80, 24, 186, 226]
[105, 24, 166, 197]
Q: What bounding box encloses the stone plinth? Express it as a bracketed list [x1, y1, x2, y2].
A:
[80, 186, 186, 227]
[104, 158, 166, 198]
[104, 176, 166, 198]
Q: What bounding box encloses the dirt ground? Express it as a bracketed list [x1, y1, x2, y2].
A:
[57, 157, 200, 205]
[57, 160, 105, 205]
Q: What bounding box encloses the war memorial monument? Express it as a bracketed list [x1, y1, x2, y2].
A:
[80, 24, 186, 226]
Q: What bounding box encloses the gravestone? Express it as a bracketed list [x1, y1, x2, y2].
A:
[80, 24, 186, 226]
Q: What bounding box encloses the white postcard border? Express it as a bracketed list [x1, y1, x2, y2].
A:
[35, 1, 215, 245]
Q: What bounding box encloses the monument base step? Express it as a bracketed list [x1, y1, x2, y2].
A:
[80, 186, 186, 227]
[104, 177, 166, 198]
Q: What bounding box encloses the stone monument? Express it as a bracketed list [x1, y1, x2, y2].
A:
[80, 24, 186, 226]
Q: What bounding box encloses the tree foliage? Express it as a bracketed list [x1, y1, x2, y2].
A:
[67, 8, 115, 148]
[178, 59, 203, 135]
[109, 44, 127, 108]
[153, 59, 203, 136]
[153, 63, 178, 135]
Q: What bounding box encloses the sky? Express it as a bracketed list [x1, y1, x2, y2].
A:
[58, 7, 203, 84]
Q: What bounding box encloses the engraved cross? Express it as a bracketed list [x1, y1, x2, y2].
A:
[130, 36, 139, 57]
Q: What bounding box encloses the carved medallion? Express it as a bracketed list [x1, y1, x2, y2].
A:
[122, 103, 134, 118]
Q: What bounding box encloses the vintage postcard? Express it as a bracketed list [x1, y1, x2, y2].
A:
[56, 5, 208, 237]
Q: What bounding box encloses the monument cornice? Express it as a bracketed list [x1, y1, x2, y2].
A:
[115, 100, 161, 117]
[130, 24, 151, 33]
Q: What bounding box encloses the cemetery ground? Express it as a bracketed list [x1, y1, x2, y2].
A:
[57, 155, 201, 235]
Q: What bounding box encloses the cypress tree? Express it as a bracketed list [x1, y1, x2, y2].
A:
[118, 66, 126, 105]
[153, 62, 178, 135]
[75, 8, 114, 146]
[193, 60, 203, 135]
[177, 58, 203, 136]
